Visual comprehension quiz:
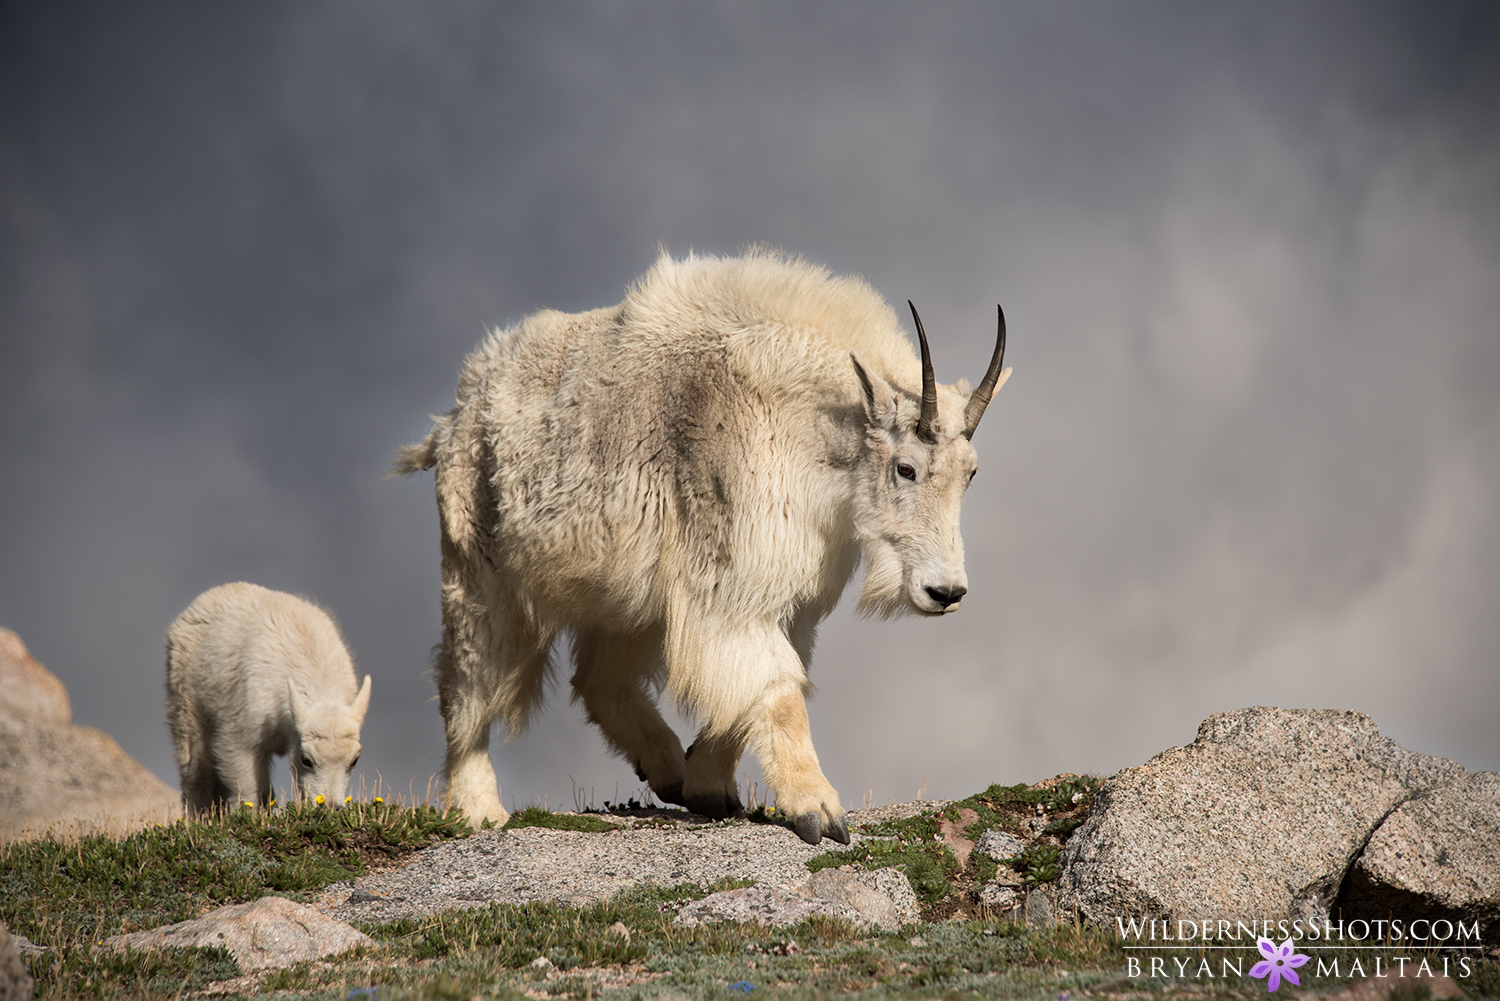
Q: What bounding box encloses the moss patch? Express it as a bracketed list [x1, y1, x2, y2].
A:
[501, 806, 619, 833]
[806, 776, 1104, 920]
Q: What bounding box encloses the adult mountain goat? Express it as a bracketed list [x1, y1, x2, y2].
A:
[396, 250, 1010, 844]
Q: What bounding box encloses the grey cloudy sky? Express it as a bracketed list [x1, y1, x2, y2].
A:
[3, 2, 1497, 812]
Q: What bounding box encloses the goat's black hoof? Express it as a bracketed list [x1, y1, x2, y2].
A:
[685, 791, 737, 819]
[793, 812, 824, 845]
[656, 781, 688, 809]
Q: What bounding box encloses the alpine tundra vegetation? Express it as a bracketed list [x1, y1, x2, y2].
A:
[397, 249, 1011, 844]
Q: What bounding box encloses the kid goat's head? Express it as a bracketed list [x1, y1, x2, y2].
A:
[288, 675, 372, 806]
[852, 303, 1010, 618]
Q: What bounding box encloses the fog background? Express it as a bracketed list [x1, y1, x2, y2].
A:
[3, 2, 1497, 811]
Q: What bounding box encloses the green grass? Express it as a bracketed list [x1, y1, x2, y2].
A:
[236, 916, 1500, 1001]
[253, 900, 1135, 1000]
[1010, 845, 1062, 885]
[808, 835, 959, 910]
[23, 944, 242, 1001]
[1, 797, 471, 998]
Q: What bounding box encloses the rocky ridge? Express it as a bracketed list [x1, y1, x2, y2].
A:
[0, 630, 179, 841]
[4, 632, 1496, 978]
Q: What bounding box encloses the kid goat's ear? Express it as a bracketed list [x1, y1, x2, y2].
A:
[352, 675, 372, 723]
[287, 678, 304, 726]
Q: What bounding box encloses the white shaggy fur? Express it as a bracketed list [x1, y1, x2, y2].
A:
[165, 582, 372, 815]
[396, 249, 1009, 843]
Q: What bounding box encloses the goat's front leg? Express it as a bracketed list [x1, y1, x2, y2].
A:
[747, 676, 848, 845]
[669, 616, 847, 844]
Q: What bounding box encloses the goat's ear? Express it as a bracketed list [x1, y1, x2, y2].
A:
[352, 675, 372, 723]
[981, 368, 1012, 397]
[850, 352, 896, 424]
[287, 679, 304, 726]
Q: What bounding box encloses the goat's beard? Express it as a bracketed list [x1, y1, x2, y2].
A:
[855, 538, 917, 619]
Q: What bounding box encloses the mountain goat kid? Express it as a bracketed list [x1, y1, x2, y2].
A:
[396, 249, 1010, 844]
[165, 582, 372, 815]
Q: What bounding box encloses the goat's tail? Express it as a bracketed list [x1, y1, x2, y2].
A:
[390, 422, 441, 476]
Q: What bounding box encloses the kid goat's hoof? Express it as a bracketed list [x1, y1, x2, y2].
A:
[793, 812, 851, 845]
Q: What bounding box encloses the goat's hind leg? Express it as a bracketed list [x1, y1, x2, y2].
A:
[571, 626, 689, 808]
[437, 625, 553, 829]
[437, 560, 558, 829]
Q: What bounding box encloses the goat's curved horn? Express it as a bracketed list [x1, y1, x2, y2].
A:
[908, 301, 939, 444]
[963, 304, 1008, 440]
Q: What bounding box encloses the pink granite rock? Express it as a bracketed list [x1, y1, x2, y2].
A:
[103, 896, 372, 971]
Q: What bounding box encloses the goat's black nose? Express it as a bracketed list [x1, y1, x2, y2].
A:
[924, 585, 967, 608]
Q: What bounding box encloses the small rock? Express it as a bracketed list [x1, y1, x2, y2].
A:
[991, 867, 1027, 889]
[979, 883, 1018, 910]
[1, 922, 35, 1001]
[1025, 888, 1054, 928]
[103, 896, 371, 971]
[975, 830, 1025, 859]
[674, 886, 862, 928]
[529, 955, 553, 969]
[908, 935, 926, 946]
[802, 866, 920, 930]
[607, 920, 631, 945]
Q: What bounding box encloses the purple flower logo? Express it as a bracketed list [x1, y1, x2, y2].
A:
[1250, 937, 1309, 992]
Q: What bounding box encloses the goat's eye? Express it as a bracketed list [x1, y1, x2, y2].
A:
[350, 755, 359, 769]
[896, 462, 917, 481]
[300, 755, 315, 770]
